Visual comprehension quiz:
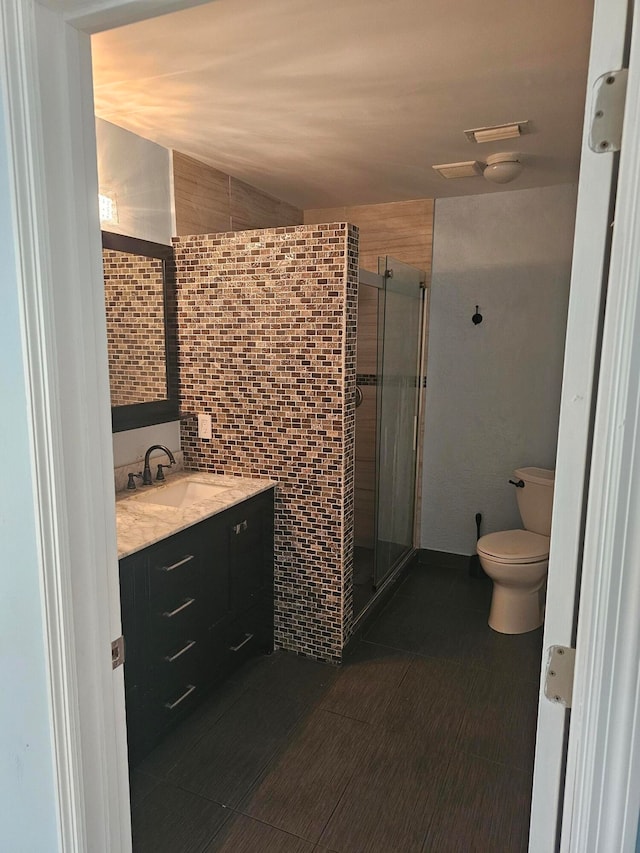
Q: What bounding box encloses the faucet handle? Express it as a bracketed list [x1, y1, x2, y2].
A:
[156, 463, 172, 481]
[127, 472, 143, 490]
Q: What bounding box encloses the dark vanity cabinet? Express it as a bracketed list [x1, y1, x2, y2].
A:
[119, 489, 274, 764]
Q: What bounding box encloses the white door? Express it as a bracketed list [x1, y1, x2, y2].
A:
[529, 0, 636, 849]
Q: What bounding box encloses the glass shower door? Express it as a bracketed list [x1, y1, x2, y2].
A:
[374, 256, 424, 588]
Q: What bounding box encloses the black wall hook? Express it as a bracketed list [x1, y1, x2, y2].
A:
[472, 305, 483, 325]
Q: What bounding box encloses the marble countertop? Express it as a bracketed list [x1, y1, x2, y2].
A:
[116, 470, 276, 559]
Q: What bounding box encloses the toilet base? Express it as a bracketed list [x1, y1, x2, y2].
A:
[488, 582, 546, 634]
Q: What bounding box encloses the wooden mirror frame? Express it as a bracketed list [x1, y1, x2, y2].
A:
[102, 231, 179, 433]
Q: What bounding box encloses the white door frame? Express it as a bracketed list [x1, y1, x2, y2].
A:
[3, 0, 640, 849]
[528, 0, 630, 848]
[559, 0, 640, 845]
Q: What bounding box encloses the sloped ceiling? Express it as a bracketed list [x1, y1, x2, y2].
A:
[92, 0, 594, 208]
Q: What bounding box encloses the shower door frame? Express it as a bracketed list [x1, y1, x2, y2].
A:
[353, 263, 426, 624]
[373, 257, 426, 590]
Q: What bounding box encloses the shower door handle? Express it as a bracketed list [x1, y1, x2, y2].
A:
[355, 386, 364, 408]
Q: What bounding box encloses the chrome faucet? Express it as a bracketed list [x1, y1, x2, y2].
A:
[142, 445, 176, 485]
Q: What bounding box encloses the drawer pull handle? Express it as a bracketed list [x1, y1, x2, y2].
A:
[229, 632, 254, 652]
[164, 684, 196, 710]
[160, 554, 195, 572]
[165, 640, 196, 663]
[232, 520, 248, 535]
[162, 597, 195, 618]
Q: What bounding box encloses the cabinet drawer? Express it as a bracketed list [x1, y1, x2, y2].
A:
[148, 593, 203, 655]
[148, 536, 202, 602]
[153, 637, 201, 693]
[149, 638, 203, 732]
[153, 679, 202, 730]
[151, 634, 201, 677]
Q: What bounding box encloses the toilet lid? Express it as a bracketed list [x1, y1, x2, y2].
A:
[477, 529, 550, 563]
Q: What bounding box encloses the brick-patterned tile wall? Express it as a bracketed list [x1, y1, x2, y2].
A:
[174, 224, 358, 662]
[103, 249, 167, 406]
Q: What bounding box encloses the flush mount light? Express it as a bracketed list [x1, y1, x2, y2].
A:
[464, 120, 529, 144]
[99, 192, 118, 224]
[432, 160, 484, 179]
[482, 152, 523, 184]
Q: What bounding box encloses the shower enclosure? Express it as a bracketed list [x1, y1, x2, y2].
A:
[353, 256, 425, 618]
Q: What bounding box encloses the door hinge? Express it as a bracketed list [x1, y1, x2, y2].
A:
[589, 69, 628, 153]
[111, 635, 125, 670]
[544, 645, 576, 708]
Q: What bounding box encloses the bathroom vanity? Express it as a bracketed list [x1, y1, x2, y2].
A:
[116, 472, 275, 764]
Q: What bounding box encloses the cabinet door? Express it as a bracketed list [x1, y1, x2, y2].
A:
[227, 491, 274, 614]
[199, 512, 231, 631]
[222, 598, 274, 675]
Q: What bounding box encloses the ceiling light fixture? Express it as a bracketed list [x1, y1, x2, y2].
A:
[464, 120, 529, 144]
[432, 160, 484, 179]
[482, 152, 523, 184]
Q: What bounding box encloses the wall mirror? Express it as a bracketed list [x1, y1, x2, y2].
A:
[102, 231, 178, 432]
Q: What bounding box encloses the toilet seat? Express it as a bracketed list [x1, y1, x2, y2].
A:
[477, 529, 550, 564]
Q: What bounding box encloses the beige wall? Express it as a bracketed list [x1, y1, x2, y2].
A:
[304, 198, 434, 274]
[96, 118, 173, 245]
[173, 151, 303, 236]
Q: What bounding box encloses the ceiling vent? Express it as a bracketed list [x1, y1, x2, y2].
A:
[432, 160, 484, 179]
[464, 120, 529, 144]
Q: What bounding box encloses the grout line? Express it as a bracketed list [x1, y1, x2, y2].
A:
[359, 636, 542, 682]
[455, 748, 536, 777]
[206, 804, 316, 847]
[314, 738, 375, 850]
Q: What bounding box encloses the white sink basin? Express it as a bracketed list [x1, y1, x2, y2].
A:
[134, 480, 230, 508]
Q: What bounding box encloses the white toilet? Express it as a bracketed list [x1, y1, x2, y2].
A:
[477, 467, 555, 634]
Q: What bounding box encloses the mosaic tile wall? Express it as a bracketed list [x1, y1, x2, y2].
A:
[174, 224, 358, 662]
[103, 249, 167, 406]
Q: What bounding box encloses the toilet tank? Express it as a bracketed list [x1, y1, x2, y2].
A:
[514, 467, 555, 536]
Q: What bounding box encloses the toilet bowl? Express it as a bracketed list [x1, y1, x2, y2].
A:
[477, 467, 554, 634]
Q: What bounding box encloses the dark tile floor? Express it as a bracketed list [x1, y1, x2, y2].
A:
[130, 553, 542, 852]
